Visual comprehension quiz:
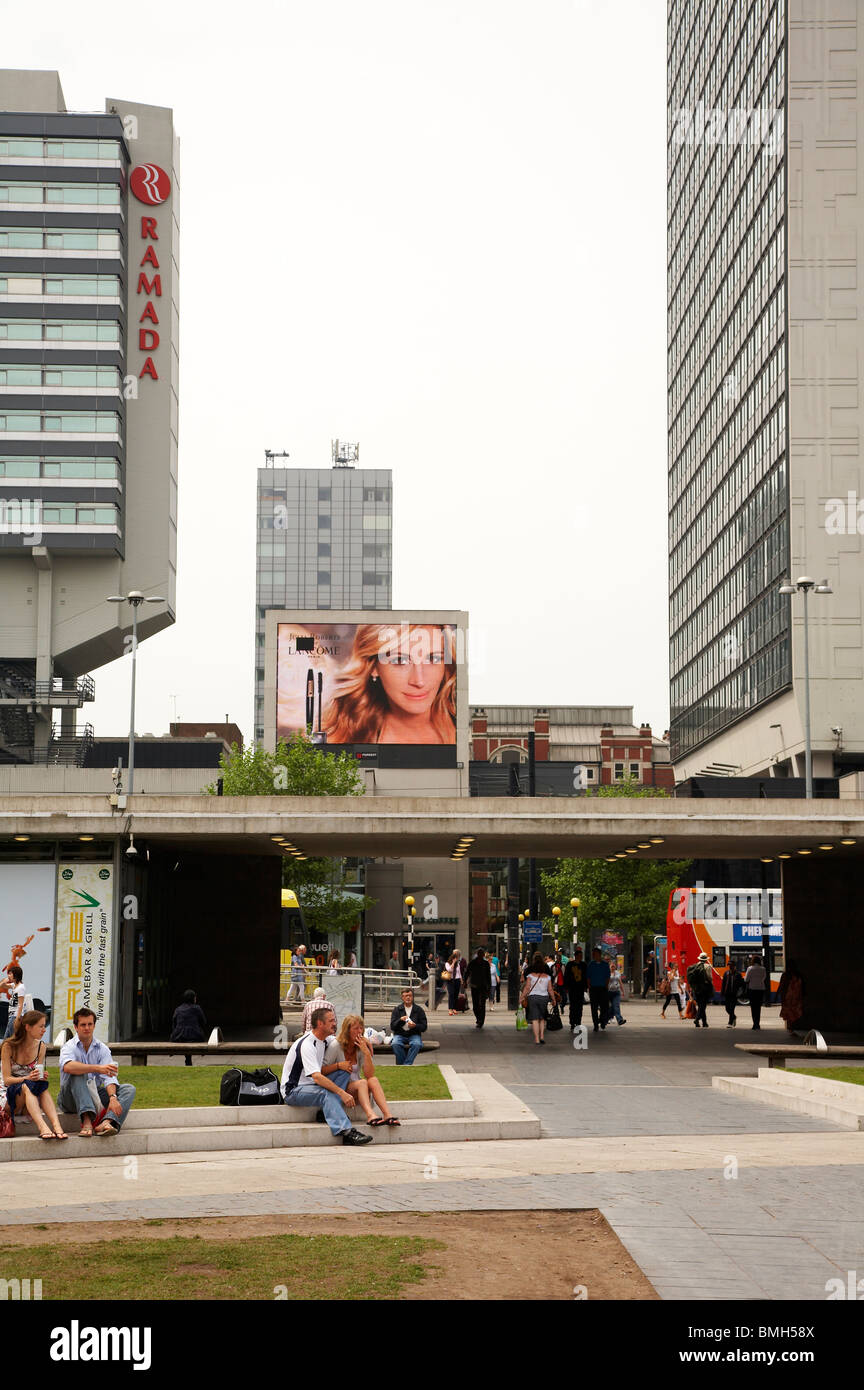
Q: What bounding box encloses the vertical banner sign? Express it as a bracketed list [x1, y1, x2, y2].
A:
[53, 865, 114, 1029]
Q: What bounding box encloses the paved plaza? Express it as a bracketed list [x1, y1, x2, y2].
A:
[6, 997, 862, 1301]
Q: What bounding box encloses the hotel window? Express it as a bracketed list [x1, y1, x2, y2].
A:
[0, 228, 121, 252]
[0, 183, 121, 205]
[0, 319, 121, 342]
[0, 138, 120, 160]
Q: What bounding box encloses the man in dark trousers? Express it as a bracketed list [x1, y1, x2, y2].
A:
[563, 948, 589, 1033]
[587, 947, 611, 1032]
[641, 950, 655, 998]
[465, 947, 492, 1029]
[688, 951, 715, 1028]
[389, 987, 428, 1064]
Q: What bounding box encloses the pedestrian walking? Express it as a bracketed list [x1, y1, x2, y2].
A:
[586, 948, 611, 1032]
[744, 953, 768, 1030]
[552, 952, 567, 1011]
[687, 952, 714, 1028]
[519, 952, 557, 1045]
[284, 945, 307, 1006]
[465, 947, 492, 1029]
[444, 949, 465, 1015]
[563, 948, 589, 1032]
[660, 964, 684, 1019]
[607, 961, 627, 1025]
[777, 961, 804, 1034]
[720, 960, 744, 1028]
[641, 950, 655, 999]
[486, 953, 499, 1010]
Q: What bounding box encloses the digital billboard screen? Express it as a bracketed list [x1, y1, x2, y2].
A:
[276, 621, 457, 764]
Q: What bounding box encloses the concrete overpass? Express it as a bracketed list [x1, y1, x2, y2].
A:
[3, 795, 861, 1036]
[1, 794, 863, 859]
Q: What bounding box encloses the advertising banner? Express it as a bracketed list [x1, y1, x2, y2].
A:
[0, 864, 55, 1009]
[53, 864, 114, 1029]
[276, 620, 457, 750]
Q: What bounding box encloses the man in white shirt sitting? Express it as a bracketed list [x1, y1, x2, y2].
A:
[57, 1007, 136, 1138]
[281, 1006, 372, 1146]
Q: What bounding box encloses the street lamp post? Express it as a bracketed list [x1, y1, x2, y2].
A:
[571, 898, 580, 952]
[778, 576, 832, 799]
[551, 905, 561, 952]
[404, 896, 415, 974]
[106, 590, 166, 795]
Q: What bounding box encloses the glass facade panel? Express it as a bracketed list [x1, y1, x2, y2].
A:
[667, 0, 790, 760]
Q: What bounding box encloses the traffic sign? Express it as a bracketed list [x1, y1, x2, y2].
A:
[522, 920, 543, 943]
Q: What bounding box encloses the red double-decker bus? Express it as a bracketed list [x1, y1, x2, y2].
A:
[666, 885, 784, 995]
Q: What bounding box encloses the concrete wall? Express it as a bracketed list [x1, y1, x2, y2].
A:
[0, 767, 216, 795]
[142, 849, 281, 1035]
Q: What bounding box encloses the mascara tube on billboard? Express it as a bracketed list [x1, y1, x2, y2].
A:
[305, 668, 314, 735]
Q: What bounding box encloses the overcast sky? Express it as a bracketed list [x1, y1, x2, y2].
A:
[6, 0, 669, 742]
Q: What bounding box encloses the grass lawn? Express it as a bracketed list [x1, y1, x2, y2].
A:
[790, 1066, 864, 1086]
[0, 1234, 440, 1300]
[127, 1062, 450, 1108]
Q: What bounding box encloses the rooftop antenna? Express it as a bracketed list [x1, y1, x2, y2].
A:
[264, 449, 290, 468]
[331, 440, 359, 469]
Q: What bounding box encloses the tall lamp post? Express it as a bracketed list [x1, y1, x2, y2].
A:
[106, 590, 165, 795]
[571, 898, 580, 952]
[403, 895, 414, 974]
[551, 905, 561, 952]
[778, 576, 832, 799]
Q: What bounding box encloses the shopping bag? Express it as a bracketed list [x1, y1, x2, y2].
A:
[515, 1006, 528, 1030]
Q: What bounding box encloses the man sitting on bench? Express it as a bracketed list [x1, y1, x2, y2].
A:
[389, 988, 427, 1065]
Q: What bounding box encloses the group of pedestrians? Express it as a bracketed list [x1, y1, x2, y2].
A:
[518, 947, 626, 1043]
[656, 952, 806, 1032]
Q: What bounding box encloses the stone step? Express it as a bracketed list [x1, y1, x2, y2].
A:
[713, 1074, 864, 1130]
[9, 1095, 474, 1133]
[0, 1070, 540, 1160]
[755, 1066, 864, 1104]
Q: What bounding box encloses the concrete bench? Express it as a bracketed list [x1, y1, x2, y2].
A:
[734, 1043, 864, 1070]
[44, 1039, 440, 1067]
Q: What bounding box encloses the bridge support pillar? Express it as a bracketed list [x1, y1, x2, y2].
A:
[781, 857, 864, 1035]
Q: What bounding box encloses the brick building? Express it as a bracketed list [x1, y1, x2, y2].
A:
[469, 705, 675, 790]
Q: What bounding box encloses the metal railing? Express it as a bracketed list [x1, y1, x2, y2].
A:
[281, 964, 429, 1013]
[0, 674, 95, 705]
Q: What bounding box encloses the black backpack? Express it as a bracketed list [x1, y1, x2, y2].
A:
[219, 1067, 281, 1106]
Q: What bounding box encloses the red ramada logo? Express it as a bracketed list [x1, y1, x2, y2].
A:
[130, 164, 171, 205]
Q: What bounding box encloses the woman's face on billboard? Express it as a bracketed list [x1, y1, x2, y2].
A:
[375, 626, 448, 718]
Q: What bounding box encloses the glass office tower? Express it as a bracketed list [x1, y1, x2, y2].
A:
[668, 1, 789, 764]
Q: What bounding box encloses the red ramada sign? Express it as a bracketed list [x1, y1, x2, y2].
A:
[129, 164, 171, 383]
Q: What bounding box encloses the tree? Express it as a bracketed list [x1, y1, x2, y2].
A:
[204, 734, 370, 941]
[541, 856, 690, 944]
[282, 857, 376, 940]
[203, 734, 365, 797]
